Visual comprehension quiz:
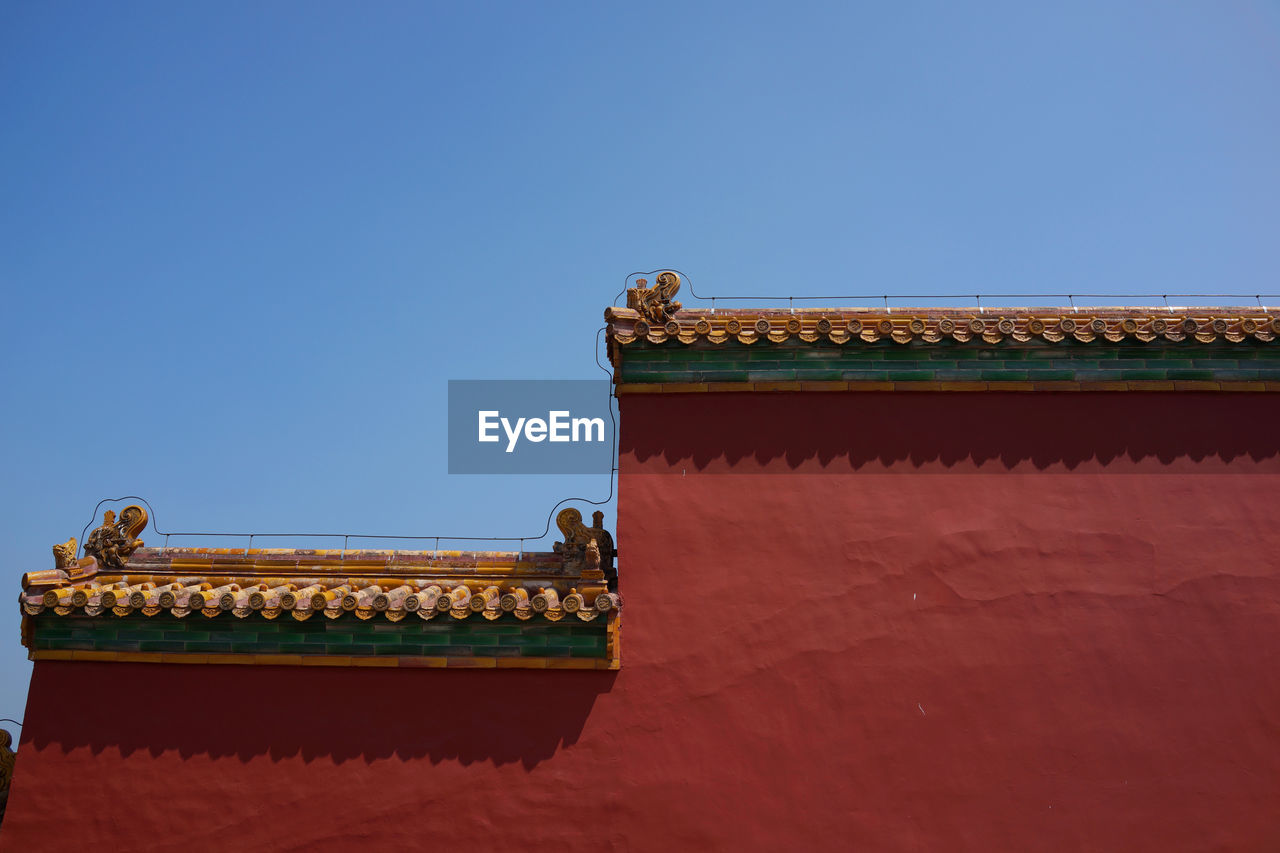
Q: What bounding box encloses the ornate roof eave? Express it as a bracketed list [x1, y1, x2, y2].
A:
[19, 575, 620, 625]
[605, 304, 1280, 348]
[21, 505, 620, 626]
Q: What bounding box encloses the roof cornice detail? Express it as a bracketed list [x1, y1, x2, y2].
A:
[606, 305, 1280, 347]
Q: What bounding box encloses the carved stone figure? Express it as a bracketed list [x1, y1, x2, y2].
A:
[83, 505, 148, 570]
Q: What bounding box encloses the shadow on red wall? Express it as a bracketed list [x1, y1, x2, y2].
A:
[22, 662, 615, 770]
[622, 392, 1280, 473]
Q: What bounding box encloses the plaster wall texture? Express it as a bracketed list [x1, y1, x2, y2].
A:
[3, 391, 1278, 852]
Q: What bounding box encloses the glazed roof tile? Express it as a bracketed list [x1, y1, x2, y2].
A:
[22, 575, 617, 624]
[606, 304, 1280, 348]
[606, 271, 1278, 348]
[22, 506, 619, 626]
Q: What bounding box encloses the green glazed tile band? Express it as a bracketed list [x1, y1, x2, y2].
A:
[30, 615, 609, 660]
[617, 339, 1280, 385]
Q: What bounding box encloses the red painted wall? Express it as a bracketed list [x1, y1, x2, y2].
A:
[5, 392, 1280, 852]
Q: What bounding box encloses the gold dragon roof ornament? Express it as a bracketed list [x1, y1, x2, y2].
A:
[626, 271, 683, 328]
[83, 505, 148, 571]
[553, 507, 615, 583]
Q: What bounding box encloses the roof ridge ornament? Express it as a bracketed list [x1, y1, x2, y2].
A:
[554, 508, 615, 583]
[52, 537, 78, 570]
[627, 271, 682, 325]
[83, 505, 148, 571]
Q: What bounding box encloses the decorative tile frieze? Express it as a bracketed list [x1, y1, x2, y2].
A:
[26, 612, 616, 669]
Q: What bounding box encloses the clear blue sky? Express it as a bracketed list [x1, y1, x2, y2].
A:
[2, 2, 1278, 729]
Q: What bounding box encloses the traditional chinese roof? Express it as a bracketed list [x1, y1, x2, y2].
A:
[606, 304, 1280, 347]
[20, 505, 620, 670]
[605, 275, 1280, 392]
[20, 546, 619, 623]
